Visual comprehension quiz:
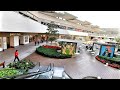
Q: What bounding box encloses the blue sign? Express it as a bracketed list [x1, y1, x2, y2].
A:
[99, 45, 115, 58]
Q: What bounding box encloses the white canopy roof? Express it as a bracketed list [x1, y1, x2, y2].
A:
[67, 30, 88, 36]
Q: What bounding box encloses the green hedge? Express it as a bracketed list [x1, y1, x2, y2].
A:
[98, 55, 120, 62]
[0, 68, 20, 78]
[36, 46, 72, 59]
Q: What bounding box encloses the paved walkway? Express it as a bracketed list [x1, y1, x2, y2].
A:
[25, 45, 120, 79]
[0, 42, 46, 65]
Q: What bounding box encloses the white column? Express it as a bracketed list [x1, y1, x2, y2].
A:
[10, 36, 14, 47]
[0, 37, 3, 51]
[10, 36, 19, 47]
[3, 37, 7, 49]
[14, 36, 19, 46]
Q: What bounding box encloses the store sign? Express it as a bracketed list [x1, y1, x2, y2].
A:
[76, 29, 82, 32]
[10, 33, 21, 36]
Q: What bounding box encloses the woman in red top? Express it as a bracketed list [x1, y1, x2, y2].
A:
[14, 50, 20, 62]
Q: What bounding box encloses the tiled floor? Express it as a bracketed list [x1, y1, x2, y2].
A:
[0, 42, 45, 65]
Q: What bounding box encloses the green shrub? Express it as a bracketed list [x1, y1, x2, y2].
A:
[0, 68, 20, 78]
[7, 59, 35, 73]
[98, 55, 120, 62]
[36, 46, 72, 59]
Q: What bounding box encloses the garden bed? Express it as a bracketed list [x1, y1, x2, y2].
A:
[95, 55, 120, 69]
[7, 59, 35, 73]
[0, 59, 35, 79]
[36, 46, 72, 59]
[0, 68, 22, 79]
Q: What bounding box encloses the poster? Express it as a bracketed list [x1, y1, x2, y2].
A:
[61, 42, 77, 55]
[99, 45, 115, 58]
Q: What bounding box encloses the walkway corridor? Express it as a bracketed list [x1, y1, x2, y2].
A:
[0, 42, 45, 65]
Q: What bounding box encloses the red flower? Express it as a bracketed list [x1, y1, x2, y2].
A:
[42, 45, 61, 50]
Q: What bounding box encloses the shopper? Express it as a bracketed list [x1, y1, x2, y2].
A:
[34, 39, 37, 46]
[14, 50, 20, 62]
[37, 39, 40, 45]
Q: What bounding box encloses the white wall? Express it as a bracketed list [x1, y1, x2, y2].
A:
[0, 11, 48, 33]
[10, 36, 19, 47]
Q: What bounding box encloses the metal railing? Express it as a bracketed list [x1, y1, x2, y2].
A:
[1, 63, 54, 79]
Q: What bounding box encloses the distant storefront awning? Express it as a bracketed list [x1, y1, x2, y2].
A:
[57, 29, 69, 35]
[67, 30, 88, 36]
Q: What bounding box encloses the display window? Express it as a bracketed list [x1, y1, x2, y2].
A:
[25, 36, 28, 42]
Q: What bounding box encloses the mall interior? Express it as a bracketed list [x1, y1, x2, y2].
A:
[0, 11, 120, 79]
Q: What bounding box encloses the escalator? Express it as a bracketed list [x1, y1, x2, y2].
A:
[7, 63, 72, 79]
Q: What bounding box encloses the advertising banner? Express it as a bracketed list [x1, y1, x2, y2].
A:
[99, 45, 115, 58]
[61, 42, 77, 55]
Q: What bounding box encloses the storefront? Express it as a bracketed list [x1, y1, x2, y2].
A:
[19, 35, 29, 45]
[0, 33, 10, 51]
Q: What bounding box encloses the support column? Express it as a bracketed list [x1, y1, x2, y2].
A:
[0, 37, 7, 51]
[0, 37, 3, 51]
[10, 36, 19, 48]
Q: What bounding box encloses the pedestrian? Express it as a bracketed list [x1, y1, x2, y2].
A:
[34, 39, 37, 46]
[35, 41, 36, 46]
[41, 39, 43, 43]
[37, 39, 40, 45]
[86, 45, 88, 50]
[14, 50, 20, 62]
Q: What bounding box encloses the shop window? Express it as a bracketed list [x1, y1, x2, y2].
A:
[25, 36, 28, 42]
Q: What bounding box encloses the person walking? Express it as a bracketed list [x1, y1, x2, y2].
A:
[37, 38, 40, 45]
[34, 39, 37, 46]
[14, 50, 20, 62]
[35, 41, 37, 46]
